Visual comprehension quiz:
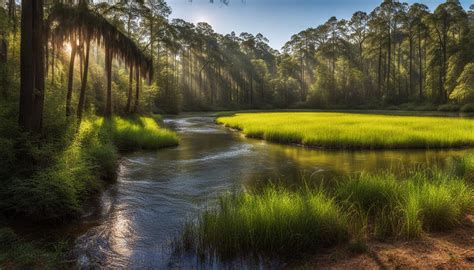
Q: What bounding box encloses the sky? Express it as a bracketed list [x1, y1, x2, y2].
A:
[167, 0, 472, 50]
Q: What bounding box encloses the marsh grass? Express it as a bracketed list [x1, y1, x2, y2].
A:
[217, 112, 474, 149]
[183, 168, 474, 261]
[185, 187, 348, 260]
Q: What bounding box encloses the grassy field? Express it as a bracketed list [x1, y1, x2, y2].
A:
[182, 164, 474, 260]
[217, 112, 474, 149]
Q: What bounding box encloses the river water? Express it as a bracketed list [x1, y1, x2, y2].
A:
[74, 114, 472, 269]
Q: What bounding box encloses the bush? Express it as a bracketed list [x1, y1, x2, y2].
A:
[460, 103, 474, 112]
[437, 104, 461, 112]
[414, 103, 437, 111]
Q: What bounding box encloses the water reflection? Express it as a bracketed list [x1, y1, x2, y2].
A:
[75, 115, 473, 269]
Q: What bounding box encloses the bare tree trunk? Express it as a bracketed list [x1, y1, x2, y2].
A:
[377, 43, 382, 98]
[386, 32, 391, 96]
[409, 36, 413, 98]
[77, 35, 90, 121]
[31, 0, 45, 132]
[418, 29, 423, 100]
[66, 42, 77, 117]
[8, 0, 17, 32]
[19, 0, 35, 132]
[126, 64, 133, 113]
[134, 65, 140, 113]
[105, 46, 113, 117]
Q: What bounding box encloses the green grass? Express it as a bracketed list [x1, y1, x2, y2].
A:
[0, 116, 178, 221]
[183, 187, 349, 259]
[102, 116, 178, 151]
[217, 112, 474, 149]
[0, 227, 68, 269]
[182, 167, 474, 260]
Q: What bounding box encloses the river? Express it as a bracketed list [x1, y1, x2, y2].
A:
[74, 114, 472, 269]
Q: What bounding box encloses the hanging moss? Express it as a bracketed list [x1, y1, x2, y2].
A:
[46, 4, 153, 80]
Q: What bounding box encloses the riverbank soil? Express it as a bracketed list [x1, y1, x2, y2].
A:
[290, 215, 474, 269]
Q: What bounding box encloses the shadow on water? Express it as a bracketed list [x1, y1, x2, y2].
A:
[74, 114, 473, 269]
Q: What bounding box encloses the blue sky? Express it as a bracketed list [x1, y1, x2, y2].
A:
[167, 0, 472, 50]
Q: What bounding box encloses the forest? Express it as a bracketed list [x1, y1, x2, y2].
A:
[0, 0, 473, 268]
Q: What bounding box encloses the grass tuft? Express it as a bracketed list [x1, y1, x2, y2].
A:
[185, 187, 348, 259]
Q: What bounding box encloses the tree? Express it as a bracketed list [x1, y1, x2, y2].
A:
[19, 0, 45, 133]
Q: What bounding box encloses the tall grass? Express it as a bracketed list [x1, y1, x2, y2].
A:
[217, 112, 474, 149]
[182, 168, 474, 261]
[102, 116, 178, 151]
[0, 116, 178, 221]
[184, 187, 348, 259]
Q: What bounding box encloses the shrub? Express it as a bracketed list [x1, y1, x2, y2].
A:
[460, 103, 474, 112]
[437, 104, 460, 112]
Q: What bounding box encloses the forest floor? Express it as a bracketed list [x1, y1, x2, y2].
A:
[291, 215, 474, 270]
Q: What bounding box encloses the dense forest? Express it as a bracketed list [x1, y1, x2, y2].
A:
[1, 1, 473, 119]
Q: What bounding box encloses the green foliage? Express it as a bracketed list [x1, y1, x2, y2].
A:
[0, 116, 177, 221]
[183, 168, 474, 260]
[450, 63, 474, 103]
[184, 187, 349, 259]
[0, 227, 68, 269]
[217, 112, 474, 149]
[460, 103, 474, 112]
[437, 104, 461, 112]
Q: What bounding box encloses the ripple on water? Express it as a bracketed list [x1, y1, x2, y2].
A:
[179, 143, 253, 164]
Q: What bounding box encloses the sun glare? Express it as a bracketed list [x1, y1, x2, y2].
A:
[64, 42, 72, 53]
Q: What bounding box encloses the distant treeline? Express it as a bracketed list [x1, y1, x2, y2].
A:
[153, 0, 474, 112]
[1, 1, 473, 121]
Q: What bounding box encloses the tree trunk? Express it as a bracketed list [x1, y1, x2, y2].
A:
[8, 0, 17, 32]
[386, 32, 391, 96]
[409, 35, 413, 98]
[19, 0, 35, 132]
[134, 65, 140, 113]
[77, 35, 90, 121]
[66, 42, 77, 117]
[418, 28, 423, 100]
[377, 43, 382, 98]
[126, 64, 133, 113]
[105, 46, 113, 117]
